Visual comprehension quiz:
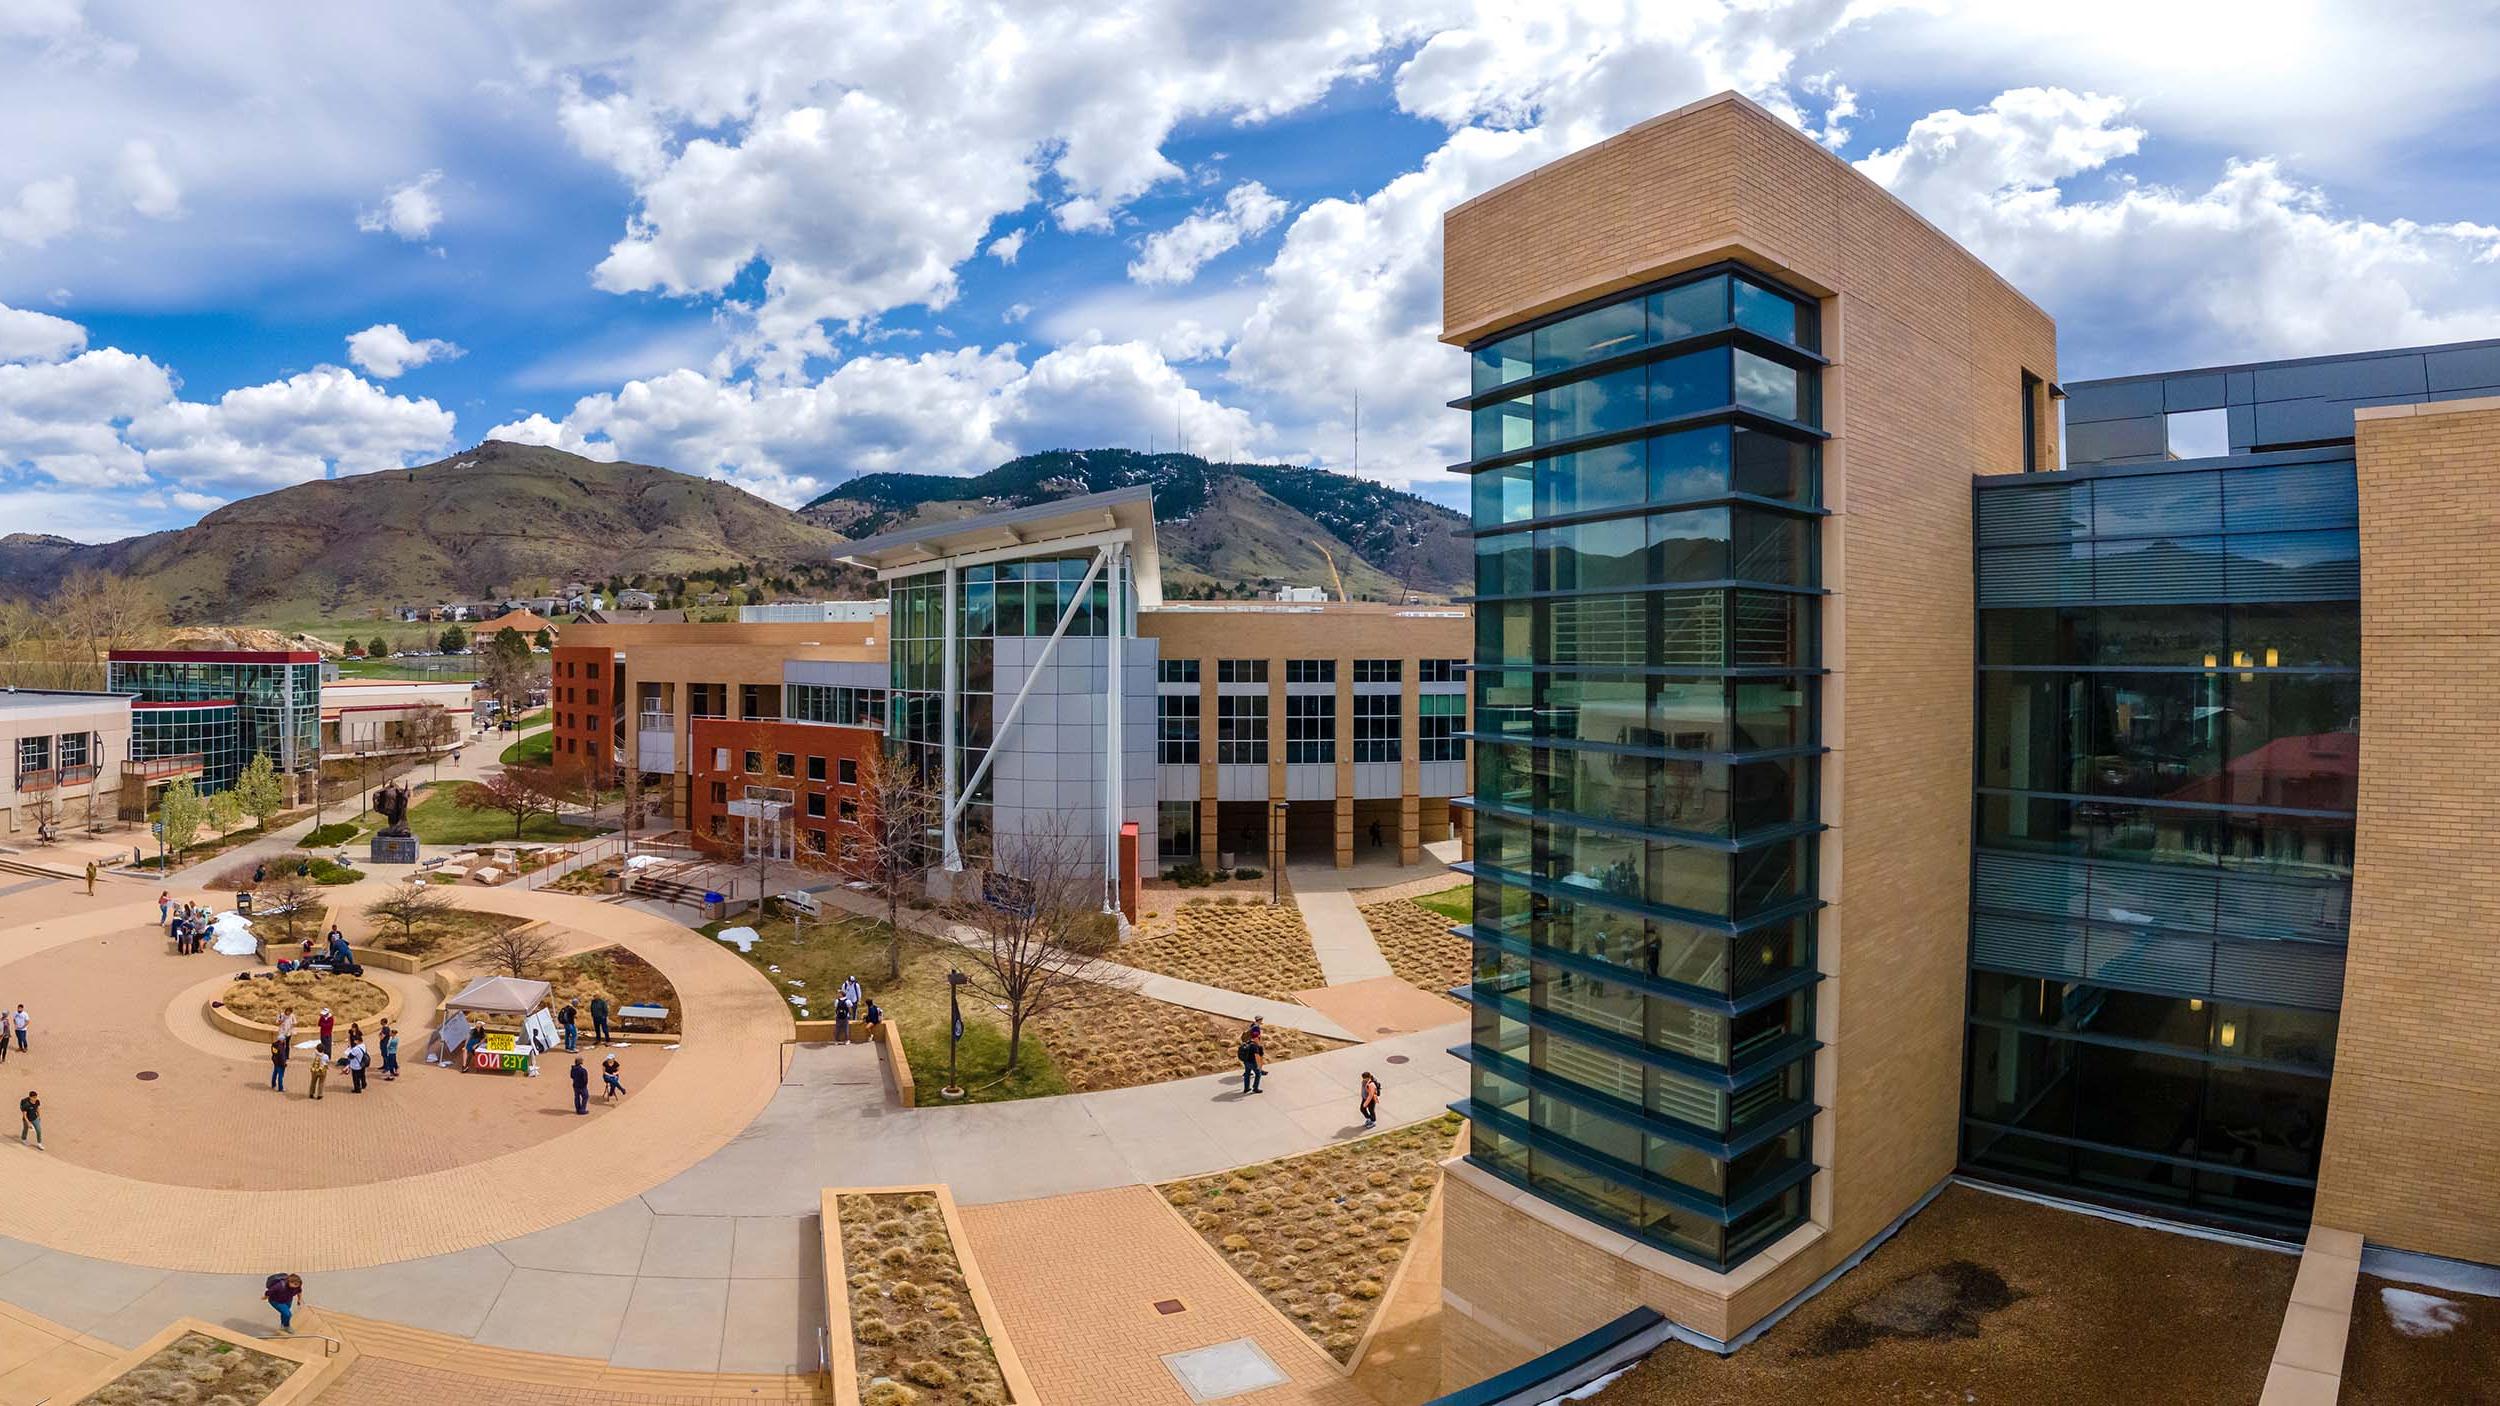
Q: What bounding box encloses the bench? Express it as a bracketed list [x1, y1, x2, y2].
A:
[616, 1003, 669, 1030]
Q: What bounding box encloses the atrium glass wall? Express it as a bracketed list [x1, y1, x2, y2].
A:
[132, 702, 242, 793]
[887, 552, 1130, 867]
[1454, 263, 1826, 1271]
[107, 653, 321, 792]
[1963, 448, 2359, 1232]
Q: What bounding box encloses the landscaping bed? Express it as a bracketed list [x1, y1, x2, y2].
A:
[1029, 982, 1346, 1093]
[541, 945, 681, 1034]
[1117, 899, 1325, 1001]
[706, 912, 1069, 1105]
[1359, 897, 1473, 995]
[1161, 1113, 1463, 1363]
[405, 782, 613, 845]
[71, 1329, 298, 1406]
[833, 1189, 1021, 1406]
[1580, 1184, 2295, 1406]
[217, 970, 390, 1026]
[362, 907, 528, 960]
[2341, 1274, 2500, 1405]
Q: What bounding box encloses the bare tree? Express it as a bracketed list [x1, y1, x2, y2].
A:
[363, 874, 453, 955]
[257, 869, 321, 947]
[50, 570, 166, 689]
[485, 922, 557, 979]
[458, 765, 563, 838]
[854, 742, 939, 982]
[23, 791, 59, 844]
[413, 704, 461, 779]
[946, 818, 1119, 1072]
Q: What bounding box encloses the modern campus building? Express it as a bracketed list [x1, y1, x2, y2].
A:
[105, 649, 324, 796]
[1433, 88, 2500, 1379]
[0, 689, 135, 836]
[318, 677, 478, 757]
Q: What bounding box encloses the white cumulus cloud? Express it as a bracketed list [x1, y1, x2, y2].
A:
[1128, 182, 1290, 286]
[346, 323, 464, 378]
[357, 169, 444, 242]
[0, 300, 88, 364]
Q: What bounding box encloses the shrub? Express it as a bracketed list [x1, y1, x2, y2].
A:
[1233, 866, 1263, 880]
[298, 822, 359, 848]
[862, 1381, 919, 1406]
[1164, 863, 1214, 888]
[902, 1360, 957, 1388]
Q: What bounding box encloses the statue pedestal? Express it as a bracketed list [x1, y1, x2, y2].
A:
[370, 833, 420, 865]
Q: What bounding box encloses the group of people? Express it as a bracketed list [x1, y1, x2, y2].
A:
[1235, 1016, 1385, 1127]
[0, 1004, 28, 1065]
[268, 1006, 399, 1099]
[831, 973, 881, 1044]
[162, 893, 222, 954]
[566, 1053, 628, 1113]
[554, 996, 615, 1051]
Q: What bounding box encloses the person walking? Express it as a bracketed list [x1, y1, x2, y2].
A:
[600, 1053, 625, 1102]
[269, 1037, 288, 1092]
[16, 1090, 37, 1148]
[379, 1022, 399, 1081]
[839, 974, 863, 1012]
[833, 996, 852, 1045]
[1359, 1071, 1382, 1128]
[277, 1009, 297, 1047]
[569, 1056, 590, 1114]
[316, 1007, 334, 1055]
[306, 1046, 330, 1100]
[11, 1005, 25, 1053]
[589, 994, 611, 1045]
[263, 1273, 302, 1332]
[558, 1002, 578, 1053]
[344, 1039, 369, 1093]
[1236, 1030, 1264, 1094]
[158, 891, 170, 927]
[84, 861, 97, 896]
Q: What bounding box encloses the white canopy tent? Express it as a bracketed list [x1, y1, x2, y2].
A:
[444, 975, 551, 1013]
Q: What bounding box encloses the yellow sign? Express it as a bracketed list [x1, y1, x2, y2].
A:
[483, 1033, 518, 1054]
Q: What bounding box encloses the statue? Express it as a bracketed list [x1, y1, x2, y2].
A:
[374, 781, 412, 836]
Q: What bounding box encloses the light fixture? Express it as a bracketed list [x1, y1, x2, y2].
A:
[2219, 1022, 2238, 1049]
[2265, 647, 2279, 668]
[2203, 654, 2218, 669]
[2189, 998, 2204, 1012]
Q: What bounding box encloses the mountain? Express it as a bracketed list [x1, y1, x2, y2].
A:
[802, 449, 1470, 600]
[0, 441, 853, 623]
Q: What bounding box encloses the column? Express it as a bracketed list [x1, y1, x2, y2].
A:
[1399, 792, 1421, 866]
[1334, 663, 1355, 868]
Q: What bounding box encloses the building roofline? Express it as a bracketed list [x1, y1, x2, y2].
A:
[109, 649, 324, 664]
[0, 687, 140, 702]
[134, 698, 238, 709]
[2068, 335, 2500, 390]
[835, 485, 1163, 606]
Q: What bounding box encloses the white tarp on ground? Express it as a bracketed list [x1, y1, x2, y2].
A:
[715, 925, 759, 953]
[210, 911, 257, 957]
[444, 975, 552, 1013]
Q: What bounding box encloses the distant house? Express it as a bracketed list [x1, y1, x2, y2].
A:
[474, 609, 558, 642]
[695, 591, 732, 606]
[570, 607, 686, 626]
[615, 589, 659, 610]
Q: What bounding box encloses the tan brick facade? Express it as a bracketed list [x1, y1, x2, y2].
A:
[2312, 397, 2500, 1263]
[1439, 90, 2057, 1368]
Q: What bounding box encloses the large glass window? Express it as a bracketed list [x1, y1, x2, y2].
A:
[1353, 693, 1400, 763]
[1217, 695, 1267, 764]
[1284, 694, 1335, 764]
[1419, 694, 1465, 762]
[1158, 694, 1200, 765]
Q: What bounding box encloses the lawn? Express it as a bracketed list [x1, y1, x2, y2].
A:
[1116, 899, 1326, 1001]
[403, 782, 614, 844]
[499, 728, 554, 766]
[702, 912, 1071, 1105]
[1582, 1184, 2296, 1406]
[1361, 898, 1472, 995]
[1163, 1114, 1464, 1363]
[1410, 882, 1470, 922]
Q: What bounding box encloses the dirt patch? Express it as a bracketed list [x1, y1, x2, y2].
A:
[218, 971, 389, 1026]
[1029, 982, 1345, 1093]
[837, 1191, 1010, 1406]
[2342, 1274, 2500, 1405]
[74, 1330, 296, 1405]
[366, 907, 528, 957]
[1162, 1113, 1464, 1363]
[1117, 901, 1324, 1002]
[537, 946, 681, 1034]
[1359, 899, 1472, 995]
[1582, 1185, 2295, 1406]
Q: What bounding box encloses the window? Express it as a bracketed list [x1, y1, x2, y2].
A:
[803, 828, 827, 854]
[1158, 694, 1201, 765]
[1354, 693, 1401, 763]
[1217, 695, 1267, 763]
[1354, 659, 1402, 685]
[1159, 801, 1197, 859]
[1285, 694, 1335, 764]
[740, 683, 780, 719]
[57, 733, 89, 768]
[743, 750, 762, 775]
[1420, 659, 1464, 683]
[787, 684, 887, 727]
[2021, 371, 2043, 473]
[15, 736, 47, 774]
[709, 781, 727, 805]
[839, 757, 858, 785]
[839, 800, 859, 822]
[1419, 694, 1464, 762]
[776, 752, 796, 777]
[806, 793, 827, 819]
[808, 756, 826, 782]
[1218, 659, 1268, 684]
[1158, 659, 1200, 685]
[1285, 659, 1335, 684]
[688, 683, 728, 718]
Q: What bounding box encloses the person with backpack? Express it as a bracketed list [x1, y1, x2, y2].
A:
[16, 1090, 37, 1148]
[264, 1273, 302, 1331]
[306, 1046, 330, 1100]
[1359, 1071, 1382, 1128]
[558, 1001, 579, 1053]
[269, 1037, 288, 1093]
[344, 1038, 370, 1093]
[1236, 1030, 1264, 1094]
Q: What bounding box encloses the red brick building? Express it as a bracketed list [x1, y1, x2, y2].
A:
[687, 715, 884, 867]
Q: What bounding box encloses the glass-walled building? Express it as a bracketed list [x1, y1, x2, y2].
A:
[1454, 262, 1829, 1271]
[1964, 446, 2360, 1231]
[107, 650, 322, 794]
[131, 699, 244, 794]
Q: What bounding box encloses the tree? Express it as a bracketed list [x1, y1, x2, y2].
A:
[363, 875, 453, 954]
[479, 626, 536, 718]
[532, 626, 554, 651]
[343, 640, 362, 659]
[207, 788, 245, 837]
[485, 922, 557, 979]
[234, 752, 288, 831]
[457, 765, 562, 838]
[258, 869, 320, 946]
[438, 625, 469, 654]
[155, 777, 207, 862]
[854, 742, 940, 982]
[367, 636, 388, 658]
[52, 569, 167, 689]
[23, 792, 59, 844]
[946, 819, 1118, 1072]
[412, 704, 461, 779]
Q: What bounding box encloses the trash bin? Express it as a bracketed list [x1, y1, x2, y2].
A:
[236, 890, 254, 915]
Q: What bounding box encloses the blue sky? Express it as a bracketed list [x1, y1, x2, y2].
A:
[2, 1, 2497, 541]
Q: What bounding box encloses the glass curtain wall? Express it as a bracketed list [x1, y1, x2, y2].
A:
[1964, 450, 2360, 1231]
[107, 656, 321, 791]
[887, 552, 1125, 867]
[1455, 263, 1827, 1271]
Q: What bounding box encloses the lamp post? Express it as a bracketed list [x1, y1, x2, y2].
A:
[942, 967, 968, 1099]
